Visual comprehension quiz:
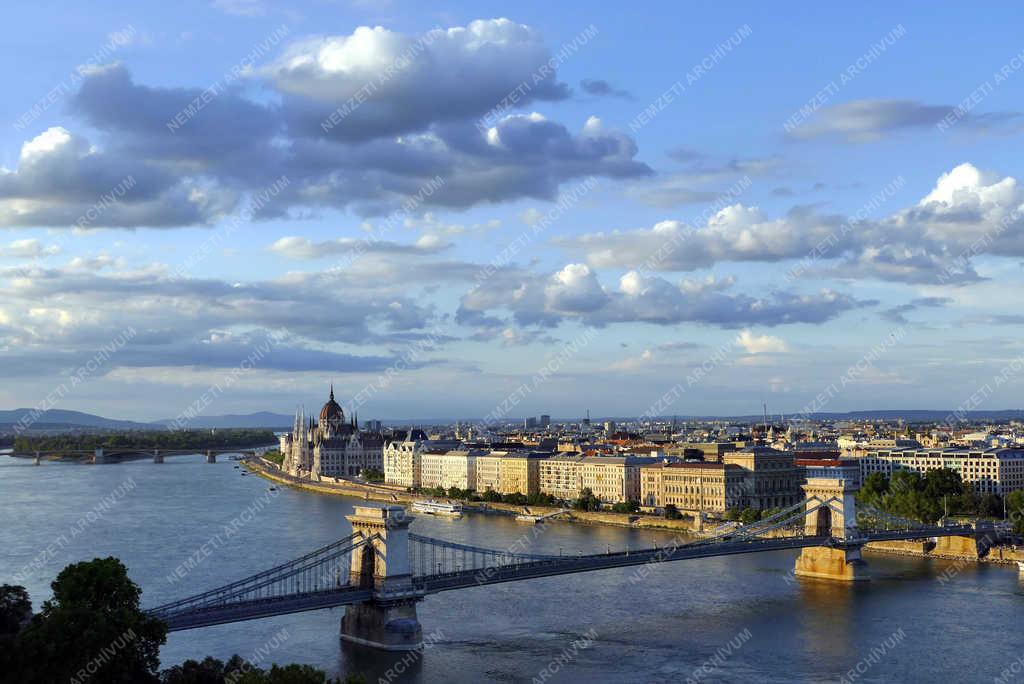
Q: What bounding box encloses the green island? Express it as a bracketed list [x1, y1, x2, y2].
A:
[14, 429, 278, 456]
[0, 558, 366, 683]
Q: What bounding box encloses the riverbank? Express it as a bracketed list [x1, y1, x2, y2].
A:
[243, 459, 698, 533]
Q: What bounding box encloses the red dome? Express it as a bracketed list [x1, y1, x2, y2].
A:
[319, 385, 344, 422]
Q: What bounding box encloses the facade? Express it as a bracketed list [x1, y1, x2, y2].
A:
[640, 462, 747, 513]
[475, 453, 502, 492]
[383, 440, 421, 488]
[499, 454, 542, 496]
[580, 456, 657, 504]
[640, 446, 802, 513]
[421, 449, 481, 490]
[666, 441, 740, 462]
[280, 387, 383, 480]
[857, 447, 1024, 495]
[723, 447, 803, 510]
[539, 455, 585, 501]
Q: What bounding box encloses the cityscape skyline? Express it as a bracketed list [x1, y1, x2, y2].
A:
[3, 3, 1024, 423]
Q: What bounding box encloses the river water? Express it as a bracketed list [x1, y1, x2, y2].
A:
[2, 454, 1022, 683]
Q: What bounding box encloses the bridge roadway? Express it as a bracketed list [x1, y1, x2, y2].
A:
[157, 523, 978, 632]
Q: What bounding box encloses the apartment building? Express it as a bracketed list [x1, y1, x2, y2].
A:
[580, 455, 657, 504]
[858, 447, 1024, 495]
[499, 454, 543, 496]
[539, 455, 586, 501]
[475, 452, 502, 492]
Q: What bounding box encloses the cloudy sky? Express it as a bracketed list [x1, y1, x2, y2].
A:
[2, 1, 1024, 422]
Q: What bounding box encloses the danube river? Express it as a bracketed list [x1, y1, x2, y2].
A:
[2, 454, 1022, 683]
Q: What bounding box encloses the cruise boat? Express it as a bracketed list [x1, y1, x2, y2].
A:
[412, 500, 464, 517]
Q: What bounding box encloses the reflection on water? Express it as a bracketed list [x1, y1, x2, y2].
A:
[1, 455, 1021, 683]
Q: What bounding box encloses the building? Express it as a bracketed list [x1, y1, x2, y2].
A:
[475, 452, 502, 492]
[540, 414, 551, 428]
[421, 449, 482, 490]
[723, 447, 803, 510]
[499, 454, 543, 496]
[639, 446, 802, 514]
[666, 442, 740, 462]
[280, 386, 383, 480]
[580, 455, 657, 504]
[857, 447, 1024, 495]
[539, 455, 585, 501]
[641, 462, 747, 513]
[384, 438, 460, 489]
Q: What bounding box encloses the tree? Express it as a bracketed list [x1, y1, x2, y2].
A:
[611, 500, 639, 514]
[481, 489, 502, 503]
[738, 508, 761, 524]
[0, 585, 31, 637]
[664, 504, 683, 520]
[573, 488, 601, 512]
[858, 472, 890, 506]
[1007, 490, 1024, 534]
[923, 468, 964, 501]
[978, 493, 1003, 519]
[13, 557, 167, 683]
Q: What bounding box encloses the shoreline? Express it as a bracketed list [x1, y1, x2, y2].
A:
[243, 459, 697, 533]
[244, 460, 1024, 566]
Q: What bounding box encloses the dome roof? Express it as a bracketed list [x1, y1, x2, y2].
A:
[319, 385, 344, 422]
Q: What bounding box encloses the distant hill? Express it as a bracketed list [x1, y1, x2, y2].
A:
[152, 412, 293, 429]
[0, 408, 155, 431]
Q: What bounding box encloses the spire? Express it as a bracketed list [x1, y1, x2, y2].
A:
[330, 383, 334, 401]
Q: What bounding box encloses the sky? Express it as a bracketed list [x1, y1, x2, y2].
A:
[2, 1, 1024, 423]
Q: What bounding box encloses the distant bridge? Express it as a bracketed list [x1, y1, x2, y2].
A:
[146, 476, 1002, 650]
[17, 446, 274, 464]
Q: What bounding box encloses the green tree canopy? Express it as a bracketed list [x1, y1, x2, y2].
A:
[13, 557, 166, 683]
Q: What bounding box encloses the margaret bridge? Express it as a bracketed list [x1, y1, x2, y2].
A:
[144, 475, 1004, 650]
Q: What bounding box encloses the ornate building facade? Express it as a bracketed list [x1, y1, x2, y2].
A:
[280, 386, 384, 480]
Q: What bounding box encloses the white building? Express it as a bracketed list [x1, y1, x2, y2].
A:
[421, 449, 481, 490]
[858, 447, 1024, 495]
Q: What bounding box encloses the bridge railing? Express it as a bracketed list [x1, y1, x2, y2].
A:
[148, 533, 371, 618]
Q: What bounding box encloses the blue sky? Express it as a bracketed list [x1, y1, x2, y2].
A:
[2, 1, 1024, 422]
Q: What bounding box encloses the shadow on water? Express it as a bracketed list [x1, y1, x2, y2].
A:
[341, 638, 426, 682]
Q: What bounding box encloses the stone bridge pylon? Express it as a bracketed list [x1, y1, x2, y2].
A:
[793, 475, 869, 582]
[340, 505, 425, 651]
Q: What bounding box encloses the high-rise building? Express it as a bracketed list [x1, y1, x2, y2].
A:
[540, 414, 551, 427]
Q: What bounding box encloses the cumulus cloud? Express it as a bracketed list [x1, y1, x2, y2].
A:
[459, 263, 870, 328]
[558, 162, 1024, 285]
[736, 329, 789, 354]
[54, 51, 647, 222]
[0, 126, 234, 228]
[264, 19, 571, 141]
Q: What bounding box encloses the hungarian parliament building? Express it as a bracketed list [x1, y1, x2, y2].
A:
[279, 386, 384, 479]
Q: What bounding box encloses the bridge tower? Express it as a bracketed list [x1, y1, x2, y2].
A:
[340, 505, 424, 651]
[153, 449, 163, 464]
[794, 475, 869, 582]
[206, 450, 216, 463]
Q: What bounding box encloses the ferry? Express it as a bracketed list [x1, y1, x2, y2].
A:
[412, 500, 463, 517]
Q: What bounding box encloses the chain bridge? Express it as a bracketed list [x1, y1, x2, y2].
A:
[146, 475, 999, 651]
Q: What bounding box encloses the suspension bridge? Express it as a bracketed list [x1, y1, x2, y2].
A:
[145, 475, 1001, 651]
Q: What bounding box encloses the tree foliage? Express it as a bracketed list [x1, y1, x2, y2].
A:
[14, 429, 277, 455]
[573, 488, 601, 511]
[10, 557, 167, 683]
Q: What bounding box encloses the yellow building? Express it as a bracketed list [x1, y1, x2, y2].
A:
[499, 454, 542, 496]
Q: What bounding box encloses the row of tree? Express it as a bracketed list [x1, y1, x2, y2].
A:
[0, 558, 364, 683]
[13, 429, 278, 454]
[858, 468, 1010, 524]
[414, 485, 559, 507]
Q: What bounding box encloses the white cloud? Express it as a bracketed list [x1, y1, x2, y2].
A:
[736, 329, 789, 354]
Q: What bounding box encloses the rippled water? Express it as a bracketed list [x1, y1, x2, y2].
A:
[2, 454, 1022, 683]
